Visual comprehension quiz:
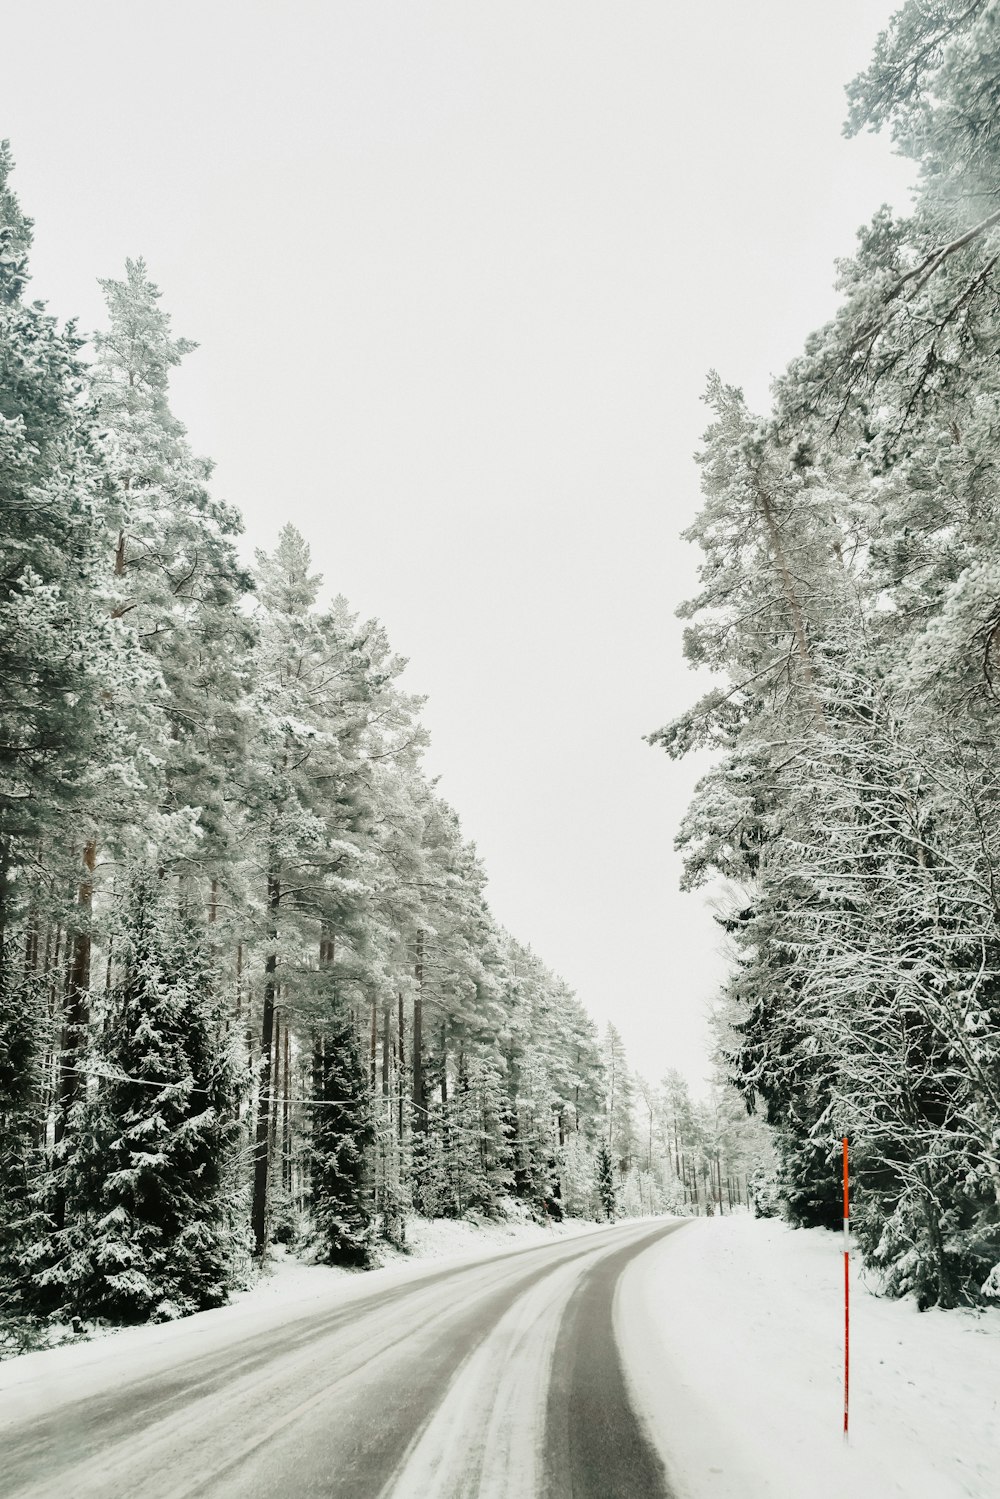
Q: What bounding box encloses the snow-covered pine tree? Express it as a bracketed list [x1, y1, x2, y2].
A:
[0, 144, 107, 850]
[508, 1046, 559, 1214]
[602, 1023, 638, 1177]
[92, 259, 252, 857]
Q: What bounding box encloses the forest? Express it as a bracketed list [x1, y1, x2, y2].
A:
[0, 143, 760, 1350]
[658, 0, 1000, 1308]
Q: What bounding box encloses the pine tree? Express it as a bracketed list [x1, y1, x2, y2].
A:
[603, 1023, 637, 1175]
[92, 258, 252, 856]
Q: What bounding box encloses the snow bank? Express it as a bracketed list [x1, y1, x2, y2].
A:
[390, 1205, 590, 1261]
[618, 1213, 1000, 1499]
[231, 1206, 592, 1305]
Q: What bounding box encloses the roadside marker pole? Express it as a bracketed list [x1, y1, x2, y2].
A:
[843, 1136, 849, 1442]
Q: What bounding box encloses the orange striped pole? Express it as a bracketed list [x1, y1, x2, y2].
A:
[843, 1136, 850, 1440]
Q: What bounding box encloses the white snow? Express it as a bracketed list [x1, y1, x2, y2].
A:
[618, 1212, 1000, 1499]
[12, 1207, 997, 1499]
[379, 1245, 594, 1498]
[0, 1207, 595, 1416]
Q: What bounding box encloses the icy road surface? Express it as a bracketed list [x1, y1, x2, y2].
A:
[0, 1218, 686, 1499]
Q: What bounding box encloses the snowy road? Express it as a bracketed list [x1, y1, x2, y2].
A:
[1, 1219, 686, 1499]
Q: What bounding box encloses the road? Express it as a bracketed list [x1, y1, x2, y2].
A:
[1, 1219, 688, 1499]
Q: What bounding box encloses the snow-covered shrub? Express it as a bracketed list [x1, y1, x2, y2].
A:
[557, 1134, 600, 1219]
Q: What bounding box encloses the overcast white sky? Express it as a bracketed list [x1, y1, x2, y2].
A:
[6, 2, 914, 1091]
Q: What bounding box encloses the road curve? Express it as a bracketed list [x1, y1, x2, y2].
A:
[1, 1218, 688, 1499]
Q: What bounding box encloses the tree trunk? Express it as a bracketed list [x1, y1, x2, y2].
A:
[283, 1023, 292, 1193]
[269, 1013, 281, 1182]
[251, 863, 280, 1258]
[397, 992, 405, 1140]
[52, 842, 96, 1228]
[412, 931, 425, 1131]
[23, 903, 39, 976]
[440, 1021, 448, 1105]
[369, 998, 377, 1092]
[607, 1053, 616, 1150]
[55, 842, 96, 1141]
[754, 476, 824, 725]
[920, 1166, 956, 1308]
[0, 840, 10, 998]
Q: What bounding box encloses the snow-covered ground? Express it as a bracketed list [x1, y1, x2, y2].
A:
[223, 1205, 593, 1311]
[10, 1207, 999, 1499]
[0, 1207, 594, 1398]
[619, 1212, 1000, 1499]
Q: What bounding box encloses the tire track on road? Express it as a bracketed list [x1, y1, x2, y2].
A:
[545, 1221, 687, 1499]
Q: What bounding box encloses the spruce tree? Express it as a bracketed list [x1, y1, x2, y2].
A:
[27, 869, 241, 1322]
[309, 1012, 373, 1267]
[597, 1141, 616, 1223]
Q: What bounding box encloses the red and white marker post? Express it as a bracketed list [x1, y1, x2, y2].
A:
[842, 1136, 850, 1441]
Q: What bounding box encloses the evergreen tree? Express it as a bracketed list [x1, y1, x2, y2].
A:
[91, 258, 253, 857]
[597, 1141, 616, 1223]
[603, 1023, 638, 1175]
[309, 1012, 373, 1267]
[27, 868, 241, 1322]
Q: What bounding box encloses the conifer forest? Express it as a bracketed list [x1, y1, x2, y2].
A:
[655, 2, 1000, 1309]
[0, 148, 757, 1347]
[13, 4, 1000, 1495]
[5, 1, 1000, 1393]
